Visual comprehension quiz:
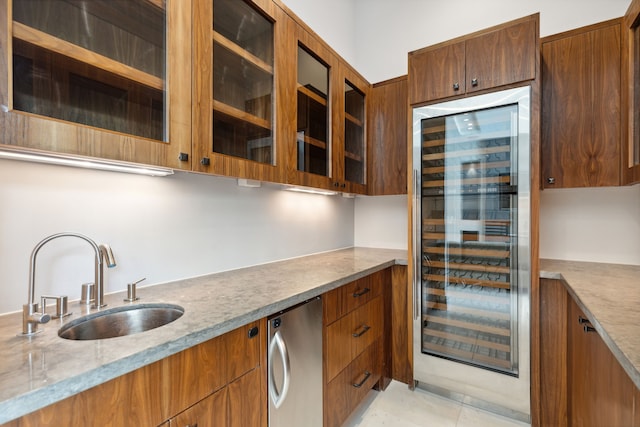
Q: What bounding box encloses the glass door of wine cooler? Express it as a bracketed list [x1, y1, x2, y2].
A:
[412, 86, 531, 419]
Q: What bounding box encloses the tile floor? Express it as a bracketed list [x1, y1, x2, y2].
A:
[344, 381, 531, 427]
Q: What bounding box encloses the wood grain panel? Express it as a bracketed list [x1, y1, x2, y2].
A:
[624, 0, 640, 184]
[368, 76, 408, 195]
[324, 339, 382, 427]
[466, 18, 536, 93]
[390, 265, 411, 384]
[409, 41, 465, 105]
[170, 387, 228, 427]
[325, 296, 383, 381]
[10, 358, 165, 427]
[228, 367, 265, 427]
[323, 270, 382, 325]
[542, 20, 622, 188]
[539, 278, 568, 427]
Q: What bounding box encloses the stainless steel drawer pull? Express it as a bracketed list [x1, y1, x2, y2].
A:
[584, 325, 596, 333]
[352, 288, 370, 298]
[578, 316, 592, 325]
[352, 371, 371, 388]
[352, 325, 371, 338]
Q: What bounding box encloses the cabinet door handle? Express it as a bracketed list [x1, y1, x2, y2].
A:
[453, 82, 460, 91]
[352, 324, 371, 337]
[578, 316, 596, 332]
[471, 78, 478, 87]
[352, 287, 370, 298]
[352, 371, 371, 388]
[547, 177, 556, 184]
[200, 157, 210, 166]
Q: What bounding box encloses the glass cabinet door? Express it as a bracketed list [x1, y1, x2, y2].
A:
[343, 80, 365, 186]
[420, 104, 520, 375]
[212, 0, 274, 163]
[296, 45, 330, 177]
[11, 0, 166, 141]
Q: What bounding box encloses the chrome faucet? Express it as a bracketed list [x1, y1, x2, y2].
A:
[21, 232, 116, 336]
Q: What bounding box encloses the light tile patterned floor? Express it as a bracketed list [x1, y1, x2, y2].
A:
[344, 381, 531, 427]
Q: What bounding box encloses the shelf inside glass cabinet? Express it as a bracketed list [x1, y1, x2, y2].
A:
[11, 0, 166, 140]
[344, 80, 365, 184]
[211, 0, 274, 163]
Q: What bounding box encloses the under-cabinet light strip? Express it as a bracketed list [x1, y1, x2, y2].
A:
[0, 146, 174, 177]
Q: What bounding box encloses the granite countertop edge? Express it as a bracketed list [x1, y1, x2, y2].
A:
[540, 258, 640, 390]
[0, 247, 407, 424]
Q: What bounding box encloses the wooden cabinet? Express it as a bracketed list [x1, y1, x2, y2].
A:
[192, 0, 287, 182]
[169, 387, 228, 427]
[2, 320, 266, 427]
[624, 0, 640, 184]
[333, 63, 368, 194]
[408, 14, 537, 105]
[538, 278, 640, 426]
[280, 17, 370, 194]
[322, 270, 386, 427]
[367, 76, 408, 195]
[541, 19, 623, 188]
[0, 0, 192, 170]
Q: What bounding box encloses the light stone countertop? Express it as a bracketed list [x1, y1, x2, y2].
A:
[0, 247, 407, 424]
[540, 258, 640, 390]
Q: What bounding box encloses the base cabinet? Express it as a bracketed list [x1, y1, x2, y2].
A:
[1, 320, 266, 427]
[322, 269, 388, 427]
[539, 278, 640, 426]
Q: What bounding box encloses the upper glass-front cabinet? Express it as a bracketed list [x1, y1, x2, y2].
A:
[297, 45, 330, 177]
[212, 0, 273, 163]
[11, 0, 166, 140]
[1, 0, 192, 169]
[343, 79, 365, 186]
[193, 0, 281, 181]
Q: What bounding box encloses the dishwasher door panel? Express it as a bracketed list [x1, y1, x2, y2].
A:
[268, 297, 323, 427]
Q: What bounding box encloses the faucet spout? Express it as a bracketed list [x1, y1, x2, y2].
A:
[22, 232, 116, 335]
[94, 244, 116, 308]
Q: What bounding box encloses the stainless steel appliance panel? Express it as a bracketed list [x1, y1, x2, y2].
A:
[268, 297, 323, 427]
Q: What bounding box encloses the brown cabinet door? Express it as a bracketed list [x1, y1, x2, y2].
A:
[192, 0, 284, 182]
[170, 387, 228, 427]
[325, 295, 383, 381]
[465, 19, 536, 93]
[368, 76, 408, 196]
[568, 299, 636, 426]
[228, 368, 266, 427]
[542, 20, 622, 188]
[408, 41, 465, 105]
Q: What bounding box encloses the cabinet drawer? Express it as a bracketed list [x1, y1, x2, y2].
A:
[323, 270, 383, 325]
[325, 296, 383, 381]
[165, 320, 263, 418]
[325, 339, 382, 427]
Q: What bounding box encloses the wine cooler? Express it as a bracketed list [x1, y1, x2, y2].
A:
[412, 86, 531, 419]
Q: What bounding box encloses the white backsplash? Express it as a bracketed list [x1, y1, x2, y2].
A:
[0, 159, 355, 315]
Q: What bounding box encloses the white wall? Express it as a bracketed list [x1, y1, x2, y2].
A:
[540, 186, 640, 264]
[352, 0, 631, 83]
[0, 159, 354, 314]
[348, 0, 640, 265]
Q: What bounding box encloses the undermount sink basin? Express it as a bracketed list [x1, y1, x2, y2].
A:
[58, 303, 184, 340]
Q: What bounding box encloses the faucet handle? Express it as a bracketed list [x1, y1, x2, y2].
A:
[124, 277, 146, 302]
[21, 303, 51, 336]
[41, 295, 72, 318]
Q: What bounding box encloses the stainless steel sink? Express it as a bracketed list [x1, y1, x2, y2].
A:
[58, 303, 184, 340]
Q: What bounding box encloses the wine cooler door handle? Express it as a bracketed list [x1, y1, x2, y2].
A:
[413, 169, 420, 320]
[268, 330, 291, 409]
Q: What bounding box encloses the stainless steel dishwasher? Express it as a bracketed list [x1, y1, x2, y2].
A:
[268, 296, 323, 427]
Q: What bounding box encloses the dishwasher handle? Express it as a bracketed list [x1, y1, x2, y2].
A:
[268, 330, 291, 409]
